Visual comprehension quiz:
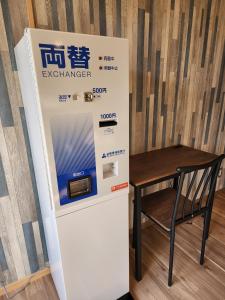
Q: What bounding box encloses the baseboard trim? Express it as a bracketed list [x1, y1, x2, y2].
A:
[0, 268, 134, 299]
[0, 267, 50, 296]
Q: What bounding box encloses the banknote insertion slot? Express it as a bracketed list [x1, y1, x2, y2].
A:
[99, 120, 117, 127]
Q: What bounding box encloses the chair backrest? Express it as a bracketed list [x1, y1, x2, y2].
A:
[171, 154, 225, 227]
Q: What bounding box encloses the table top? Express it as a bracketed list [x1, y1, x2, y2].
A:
[129, 145, 218, 187]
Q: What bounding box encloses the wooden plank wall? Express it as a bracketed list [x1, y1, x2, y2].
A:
[0, 0, 224, 284]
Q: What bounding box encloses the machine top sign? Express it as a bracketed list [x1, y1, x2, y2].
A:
[39, 43, 91, 69]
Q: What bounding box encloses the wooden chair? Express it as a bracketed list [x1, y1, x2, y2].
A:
[139, 154, 225, 286]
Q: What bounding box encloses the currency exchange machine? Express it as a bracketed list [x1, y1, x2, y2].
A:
[15, 28, 130, 300]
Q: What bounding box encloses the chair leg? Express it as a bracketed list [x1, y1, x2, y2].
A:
[205, 205, 213, 240]
[168, 230, 175, 287]
[205, 186, 216, 239]
[200, 212, 209, 265]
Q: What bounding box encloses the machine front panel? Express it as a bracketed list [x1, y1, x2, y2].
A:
[27, 29, 129, 211]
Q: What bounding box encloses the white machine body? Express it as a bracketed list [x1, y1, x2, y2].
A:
[15, 28, 129, 300]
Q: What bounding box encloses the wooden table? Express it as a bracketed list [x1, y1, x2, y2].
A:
[129, 145, 218, 281]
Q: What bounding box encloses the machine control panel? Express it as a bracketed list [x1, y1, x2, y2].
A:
[73, 91, 94, 102]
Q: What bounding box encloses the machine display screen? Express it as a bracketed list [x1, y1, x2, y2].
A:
[68, 176, 92, 198]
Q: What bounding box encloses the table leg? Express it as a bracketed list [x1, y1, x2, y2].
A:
[132, 199, 137, 249]
[173, 176, 178, 190]
[134, 187, 142, 281]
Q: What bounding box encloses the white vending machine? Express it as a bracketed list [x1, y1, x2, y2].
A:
[15, 28, 130, 300]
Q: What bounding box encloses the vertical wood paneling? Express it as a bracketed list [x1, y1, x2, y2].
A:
[0, 0, 224, 285]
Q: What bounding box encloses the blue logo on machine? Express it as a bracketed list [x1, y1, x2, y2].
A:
[93, 88, 107, 94]
[39, 44, 92, 79]
[92, 88, 107, 99]
[102, 149, 125, 159]
[39, 44, 90, 69]
[73, 171, 85, 177]
[100, 112, 117, 119]
[58, 95, 71, 102]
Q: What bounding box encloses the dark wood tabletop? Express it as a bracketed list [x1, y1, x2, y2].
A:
[129, 145, 218, 187]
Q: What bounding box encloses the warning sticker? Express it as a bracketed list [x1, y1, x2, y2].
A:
[111, 182, 128, 192]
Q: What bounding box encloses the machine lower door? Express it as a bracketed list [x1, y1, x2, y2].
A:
[56, 194, 129, 300]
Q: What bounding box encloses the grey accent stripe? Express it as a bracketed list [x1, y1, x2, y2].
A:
[145, 97, 150, 151]
[136, 8, 145, 112]
[204, 88, 215, 144]
[161, 81, 166, 116]
[184, 0, 194, 78]
[0, 53, 14, 127]
[99, 0, 106, 36]
[0, 154, 8, 197]
[22, 222, 39, 273]
[65, 0, 75, 32]
[201, 91, 206, 119]
[51, 0, 59, 31]
[19, 108, 38, 210]
[201, 0, 212, 67]
[116, 0, 121, 37]
[190, 111, 196, 138]
[129, 93, 132, 154]
[89, 0, 94, 24]
[222, 108, 225, 132]
[199, 9, 204, 37]
[213, 93, 224, 152]
[209, 16, 218, 64]
[216, 41, 225, 103]
[0, 0, 17, 70]
[162, 105, 167, 148]
[152, 50, 161, 147]
[161, 82, 167, 147]
[0, 238, 8, 271]
[19, 108, 48, 262]
[147, 0, 154, 71]
[171, 0, 175, 10]
[172, 13, 185, 142]
[177, 134, 182, 144]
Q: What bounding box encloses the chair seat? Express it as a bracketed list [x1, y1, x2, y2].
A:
[141, 188, 199, 231]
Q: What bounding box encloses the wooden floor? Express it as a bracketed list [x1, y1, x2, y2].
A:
[0, 274, 59, 300]
[1, 189, 225, 300]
